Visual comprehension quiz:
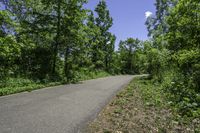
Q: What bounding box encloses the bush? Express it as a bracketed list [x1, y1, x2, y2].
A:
[19, 46, 53, 80]
[163, 73, 200, 117]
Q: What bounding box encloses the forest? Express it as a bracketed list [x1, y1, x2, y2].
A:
[0, 0, 200, 120]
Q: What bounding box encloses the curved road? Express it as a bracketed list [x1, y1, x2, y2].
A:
[0, 75, 134, 133]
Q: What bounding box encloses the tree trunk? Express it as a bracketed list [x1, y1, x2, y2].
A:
[52, 0, 61, 75]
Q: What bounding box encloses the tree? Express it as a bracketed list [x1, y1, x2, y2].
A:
[3, 0, 58, 78]
[105, 34, 116, 71]
[146, 0, 171, 38]
[145, 0, 200, 116]
[86, 11, 101, 69]
[61, 0, 88, 81]
[145, 0, 173, 49]
[95, 0, 115, 70]
[166, 0, 200, 89]
[3, 0, 89, 81]
[118, 38, 140, 74]
[0, 10, 21, 82]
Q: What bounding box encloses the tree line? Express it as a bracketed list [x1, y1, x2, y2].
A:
[1, 0, 112, 82]
[0, 0, 145, 85]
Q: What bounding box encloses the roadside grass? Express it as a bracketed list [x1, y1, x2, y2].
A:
[0, 78, 62, 96]
[86, 77, 200, 133]
[76, 70, 111, 81]
[0, 70, 111, 96]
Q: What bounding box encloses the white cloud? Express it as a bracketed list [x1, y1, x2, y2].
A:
[145, 11, 153, 18]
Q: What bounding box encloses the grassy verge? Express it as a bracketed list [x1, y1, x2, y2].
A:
[86, 77, 200, 133]
[0, 70, 111, 96]
[76, 70, 111, 81]
[0, 79, 62, 96]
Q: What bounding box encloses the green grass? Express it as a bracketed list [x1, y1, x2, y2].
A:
[134, 77, 200, 132]
[0, 78, 61, 96]
[77, 70, 111, 81]
[137, 77, 165, 107]
[0, 70, 111, 96]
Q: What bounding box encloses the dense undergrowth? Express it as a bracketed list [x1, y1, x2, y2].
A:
[143, 0, 200, 120]
[0, 70, 110, 96]
[140, 77, 200, 124]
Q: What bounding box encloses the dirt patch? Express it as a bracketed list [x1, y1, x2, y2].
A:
[85, 79, 199, 133]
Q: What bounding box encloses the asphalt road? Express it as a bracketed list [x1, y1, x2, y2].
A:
[0, 75, 134, 133]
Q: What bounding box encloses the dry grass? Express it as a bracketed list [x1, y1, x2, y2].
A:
[85, 78, 200, 133]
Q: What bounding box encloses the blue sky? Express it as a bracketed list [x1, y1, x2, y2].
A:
[84, 0, 156, 49]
